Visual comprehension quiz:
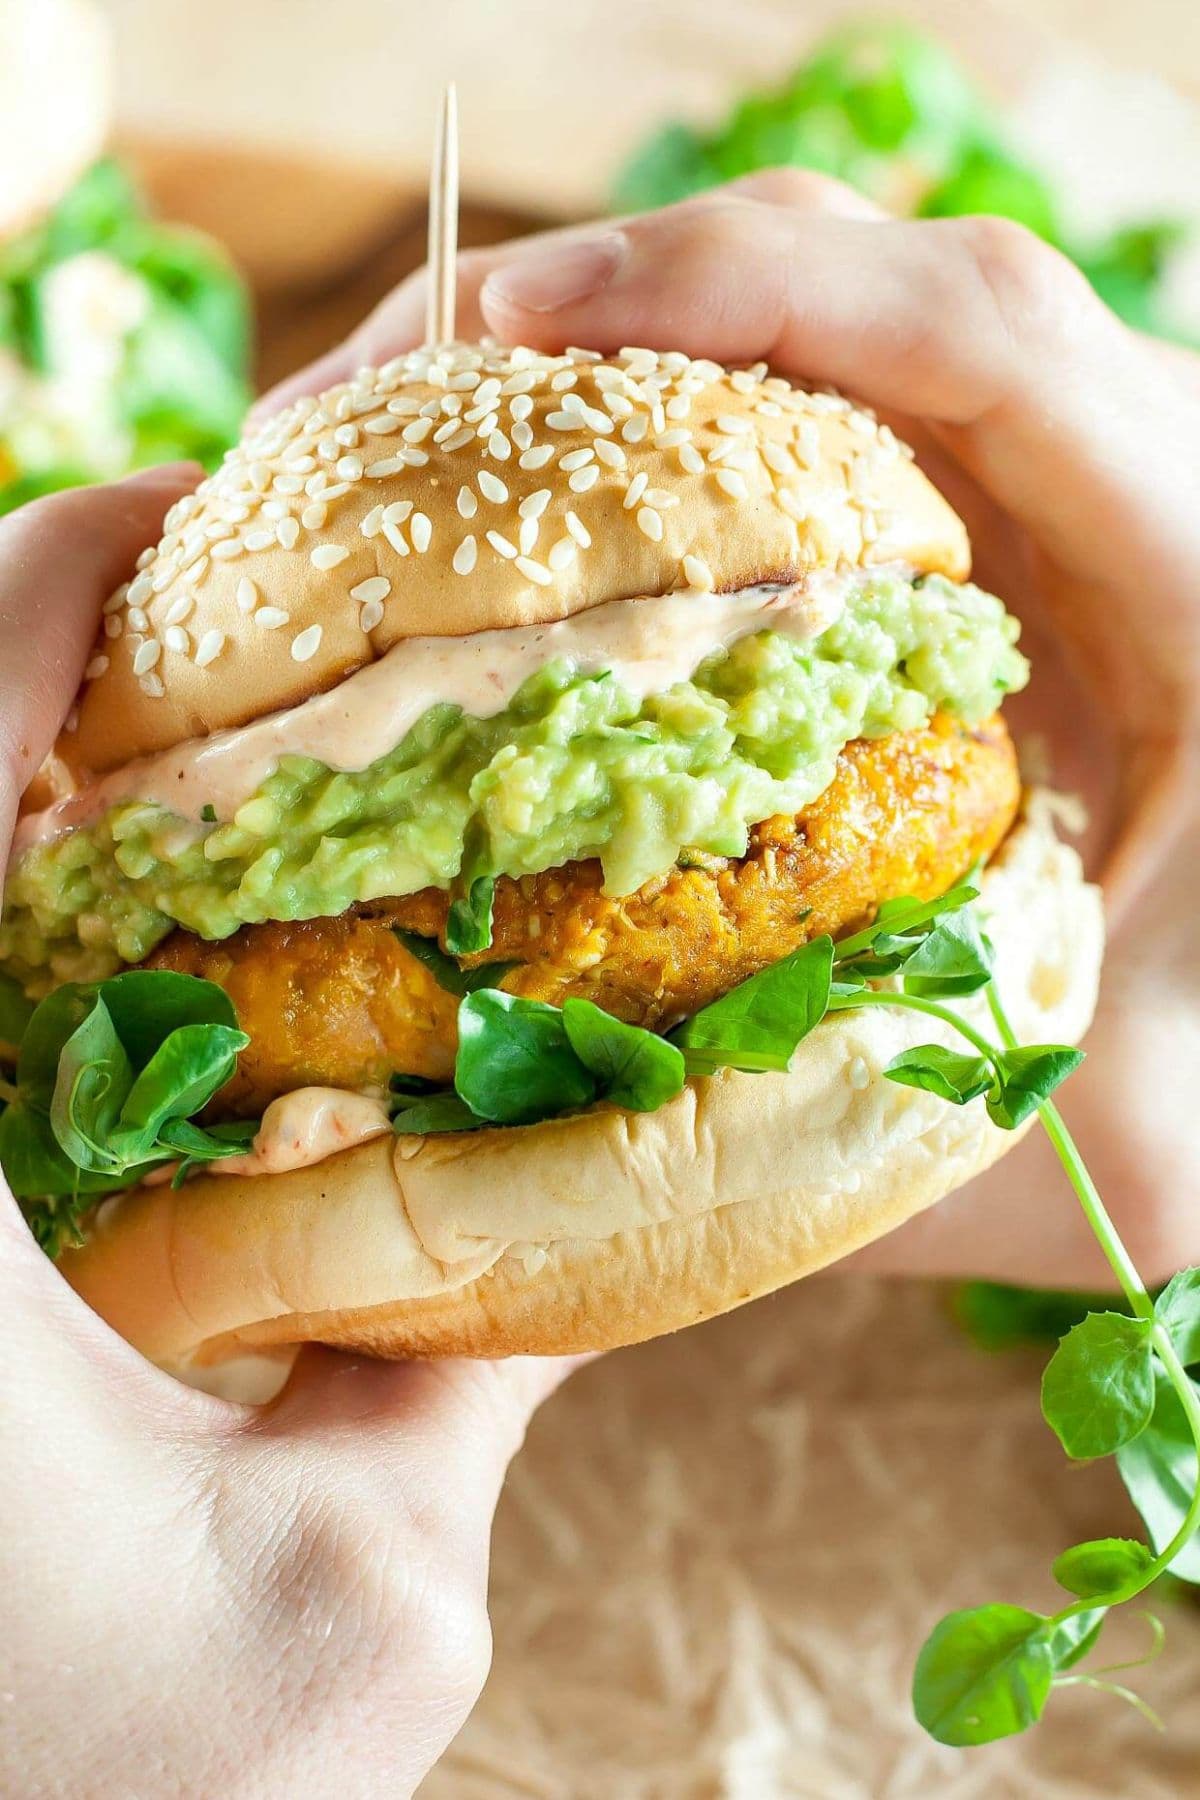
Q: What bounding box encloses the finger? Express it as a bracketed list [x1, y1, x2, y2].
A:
[250, 172, 880, 426]
[261, 1346, 586, 1539]
[0, 466, 201, 822]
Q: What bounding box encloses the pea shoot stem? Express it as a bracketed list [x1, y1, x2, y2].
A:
[827, 985, 1001, 1066]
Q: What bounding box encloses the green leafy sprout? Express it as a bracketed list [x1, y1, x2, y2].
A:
[612, 21, 1195, 347]
[3, 880, 1199, 1745]
[0, 159, 251, 516]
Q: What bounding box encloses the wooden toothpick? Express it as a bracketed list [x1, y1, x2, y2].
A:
[425, 81, 459, 347]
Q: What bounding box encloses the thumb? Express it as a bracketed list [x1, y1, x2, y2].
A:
[260, 1347, 586, 1540]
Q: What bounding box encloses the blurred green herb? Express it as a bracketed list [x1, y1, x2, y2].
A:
[614, 21, 1195, 345]
[0, 159, 251, 515]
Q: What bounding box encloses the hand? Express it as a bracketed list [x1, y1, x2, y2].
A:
[263, 170, 1200, 1289]
[0, 479, 579, 1794]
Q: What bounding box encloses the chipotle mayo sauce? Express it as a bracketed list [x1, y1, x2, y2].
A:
[16, 574, 854, 855]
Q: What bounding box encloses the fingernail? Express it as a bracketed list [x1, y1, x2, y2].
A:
[482, 233, 627, 314]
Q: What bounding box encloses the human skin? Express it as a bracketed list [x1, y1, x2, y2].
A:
[0, 481, 580, 1794]
[3, 174, 1200, 1797]
[263, 168, 1200, 1291]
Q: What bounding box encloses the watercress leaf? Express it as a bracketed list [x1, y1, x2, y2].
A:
[832, 881, 979, 966]
[1044, 1606, 1108, 1671]
[158, 1116, 258, 1159]
[393, 1092, 490, 1135]
[0, 973, 33, 1052]
[1041, 1313, 1155, 1460]
[0, 1100, 133, 1200]
[97, 970, 239, 1069]
[900, 909, 994, 996]
[456, 990, 596, 1124]
[912, 1604, 1054, 1746]
[1154, 1268, 1200, 1368]
[562, 999, 686, 1112]
[445, 875, 496, 956]
[17, 982, 98, 1109]
[1116, 1369, 1200, 1584]
[886, 1044, 993, 1106]
[1052, 1538, 1156, 1600]
[987, 1045, 1086, 1130]
[392, 929, 517, 997]
[49, 998, 135, 1174]
[671, 937, 833, 1075]
[158, 1116, 259, 1185]
[112, 1023, 249, 1160]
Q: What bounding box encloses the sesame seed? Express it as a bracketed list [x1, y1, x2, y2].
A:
[334, 423, 360, 448]
[478, 471, 509, 504]
[457, 486, 478, 518]
[761, 442, 793, 475]
[486, 530, 518, 560]
[291, 624, 323, 663]
[360, 505, 385, 537]
[128, 574, 153, 607]
[643, 487, 680, 509]
[518, 489, 551, 521]
[195, 629, 226, 668]
[665, 394, 691, 420]
[104, 615, 123, 639]
[311, 545, 350, 570]
[518, 517, 538, 556]
[351, 576, 391, 605]
[546, 410, 580, 432]
[301, 502, 328, 530]
[679, 444, 704, 475]
[382, 521, 409, 557]
[683, 554, 713, 589]
[383, 500, 412, 525]
[519, 445, 555, 470]
[453, 535, 478, 575]
[442, 429, 474, 453]
[655, 429, 690, 449]
[636, 507, 664, 542]
[165, 626, 190, 654]
[244, 529, 275, 552]
[547, 536, 576, 572]
[623, 470, 648, 510]
[716, 413, 753, 436]
[510, 393, 534, 421]
[85, 654, 109, 680]
[336, 456, 364, 481]
[359, 598, 385, 631]
[276, 518, 300, 550]
[127, 607, 149, 633]
[559, 447, 595, 472]
[410, 512, 432, 553]
[715, 469, 749, 500]
[255, 607, 289, 629]
[777, 490, 808, 521]
[273, 474, 304, 496]
[515, 555, 552, 586]
[138, 673, 165, 699]
[402, 417, 435, 443]
[488, 430, 512, 461]
[565, 511, 591, 548]
[511, 420, 534, 451]
[365, 456, 405, 478]
[621, 415, 648, 444]
[593, 438, 626, 469]
[568, 465, 599, 493]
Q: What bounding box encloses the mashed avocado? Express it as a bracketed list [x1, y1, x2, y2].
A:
[0, 572, 1026, 991]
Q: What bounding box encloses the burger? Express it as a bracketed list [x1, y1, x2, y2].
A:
[0, 340, 1103, 1374]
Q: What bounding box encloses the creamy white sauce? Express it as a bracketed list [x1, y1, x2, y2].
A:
[17, 572, 859, 854]
[140, 1086, 392, 1187]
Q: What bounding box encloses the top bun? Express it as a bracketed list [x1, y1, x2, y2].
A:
[66, 342, 969, 776]
[0, 0, 110, 238]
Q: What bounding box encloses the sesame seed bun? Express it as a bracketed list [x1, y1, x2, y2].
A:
[58, 802, 1102, 1372]
[0, 0, 111, 239]
[65, 343, 969, 778]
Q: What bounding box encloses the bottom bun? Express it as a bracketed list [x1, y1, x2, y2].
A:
[61, 797, 1103, 1370]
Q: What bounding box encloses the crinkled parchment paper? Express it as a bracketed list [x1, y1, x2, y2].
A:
[421, 1278, 1200, 1797]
